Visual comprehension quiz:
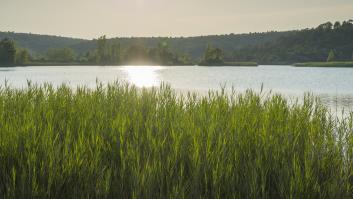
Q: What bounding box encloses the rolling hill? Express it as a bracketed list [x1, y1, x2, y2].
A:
[0, 31, 293, 59]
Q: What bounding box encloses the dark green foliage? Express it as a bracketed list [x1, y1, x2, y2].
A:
[0, 38, 16, 65]
[110, 43, 121, 64]
[91, 37, 191, 65]
[199, 44, 225, 65]
[96, 35, 108, 63]
[96, 35, 115, 65]
[327, 49, 335, 62]
[108, 32, 292, 60]
[0, 32, 87, 54]
[0, 31, 292, 61]
[123, 44, 149, 64]
[334, 21, 341, 29]
[154, 41, 174, 65]
[15, 48, 30, 65]
[46, 48, 76, 63]
[232, 20, 353, 64]
[294, 61, 353, 67]
[1, 20, 352, 65]
[85, 51, 98, 63]
[220, 62, 258, 66]
[0, 82, 353, 198]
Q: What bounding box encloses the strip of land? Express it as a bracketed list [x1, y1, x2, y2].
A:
[293, 61, 353, 68]
[198, 61, 258, 67]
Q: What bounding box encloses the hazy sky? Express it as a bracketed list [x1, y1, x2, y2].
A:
[0, 0, 352, 39]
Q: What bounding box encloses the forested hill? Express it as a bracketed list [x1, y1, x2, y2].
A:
[1, 20, 352, 63]
[232, 20, 353, 64]
[106, 31, 294, 59]
[0, 31, 293, 59]
[0, 32, 87, 55]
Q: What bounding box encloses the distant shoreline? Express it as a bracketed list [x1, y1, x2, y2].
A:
[2, 61, 353, 68]
[198, 62, 258, 67]
[2, 62, 259, 67]
[293, 61, 353, 68]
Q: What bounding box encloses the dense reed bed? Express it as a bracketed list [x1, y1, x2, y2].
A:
[0, 82, 353, 198]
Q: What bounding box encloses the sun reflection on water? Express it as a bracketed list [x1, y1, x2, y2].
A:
[119, 66, 164, 87]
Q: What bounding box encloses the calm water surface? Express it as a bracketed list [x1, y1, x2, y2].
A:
[0, 65, 352, 113]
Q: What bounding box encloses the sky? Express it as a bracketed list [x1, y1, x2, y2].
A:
[0, 0, 352, 39]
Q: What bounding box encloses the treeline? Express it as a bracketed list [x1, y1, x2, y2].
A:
[232, 20, 353, 64]
[0, 39, 30, 66]
[0, 30, 290, 59]
[84, 36, 192, 65]
[0, 36, 193, 66]
[0, 35, 229, 66]
[1, 20, 353, 66]
[0, 32, 86, 54]
[0, 38, 77, 66]
[199, 44, 225, 65]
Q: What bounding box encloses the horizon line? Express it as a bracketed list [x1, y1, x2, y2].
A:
[0, 27, 314, 41]
[1, 19, 351, 41]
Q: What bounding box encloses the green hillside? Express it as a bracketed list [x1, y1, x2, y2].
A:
[0, 32, 87, 55]
[107, 31, 293, 59]
[0, 31, 293, 59]
[232, 20, 353, 64]
[1, 20, 352, 64]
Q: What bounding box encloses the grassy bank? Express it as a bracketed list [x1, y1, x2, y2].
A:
[199, 62, 258, 66]
[2, 62, 197, 67]
[0, 82, 353, 198]
[0, 62, 90, 67]
[293, 61, 353, 67]
[3, 62, 258, 67]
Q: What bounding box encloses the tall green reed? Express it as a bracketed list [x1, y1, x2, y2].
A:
[0, 81, 352, 198]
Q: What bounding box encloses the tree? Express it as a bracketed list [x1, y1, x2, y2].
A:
[0, 38, 16, 65]
[317, 22, 333, 30]
[96, 35, 110, 64]
[231, 19, 353, 63]
[46, 48, 75, 62]
[15, 48, 30, 65]
[157, 41, 174, 65]
[201, 44, 224, 65]
[85, 51, 98, 63]
[334, 21, 341, 29]
[124, 45, 149, 64]
[327, 50, 335, 62]
[110, 43, 121, 64]
[175, 53, 192, 65]
[95, 36, 122, 65]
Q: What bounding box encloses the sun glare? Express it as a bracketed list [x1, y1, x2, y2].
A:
[119, 66, 164, 88]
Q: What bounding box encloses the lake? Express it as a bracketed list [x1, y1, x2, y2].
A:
[0, 65, 352, 113]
